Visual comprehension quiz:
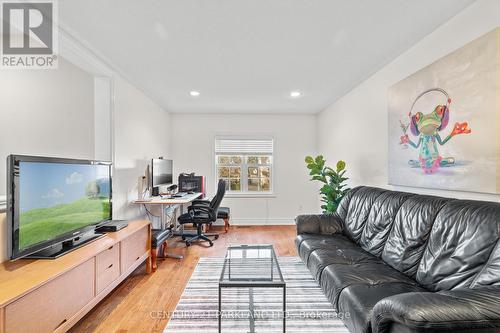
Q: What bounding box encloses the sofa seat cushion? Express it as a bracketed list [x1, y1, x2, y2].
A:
[297, 234, 358, 265]
[320, 262, 419, 310]
[307, 247, 380, 281]
[295, 234, 317, 253]
[338, 283, 427, 333]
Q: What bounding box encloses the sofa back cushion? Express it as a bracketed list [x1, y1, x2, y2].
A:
[337, 186, 500, 291]
[339, 187, 388, 243]
[359, 191, 415, 257]
[381, 195, 450, 277]
[416, 200, 500, 291]
[471, 241, 500, 288]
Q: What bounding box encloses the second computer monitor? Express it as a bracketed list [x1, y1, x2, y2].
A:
[178, 174, 205, 197]
[151, 158, 173, 188]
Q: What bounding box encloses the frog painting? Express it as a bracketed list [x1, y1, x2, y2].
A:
[399, 88, 471, 174]
[388, 28, 500, 194]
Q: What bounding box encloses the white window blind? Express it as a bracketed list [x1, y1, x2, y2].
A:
[215, 138, 273, 155]
[215, 137, 274, 194]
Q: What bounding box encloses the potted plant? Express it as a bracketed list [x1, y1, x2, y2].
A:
[305, 155, 350, 214]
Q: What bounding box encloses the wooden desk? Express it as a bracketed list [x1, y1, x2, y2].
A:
[0, 220, 151, 333]
[133, 192, 203, 229]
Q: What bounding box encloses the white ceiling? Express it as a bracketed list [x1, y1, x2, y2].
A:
[59, 0, 475, 114]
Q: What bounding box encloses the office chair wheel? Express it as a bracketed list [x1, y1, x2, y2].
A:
[214, 235, 219, 240]
[209, 241, 214, 247]
[185, 241, 191, 247]
[181, 236, 186, 240]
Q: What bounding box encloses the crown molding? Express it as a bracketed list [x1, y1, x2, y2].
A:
[57, 21, 166, 111]
[58, 24, 113, 77]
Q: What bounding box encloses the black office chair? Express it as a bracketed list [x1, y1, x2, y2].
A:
[178, 179, 226, 247]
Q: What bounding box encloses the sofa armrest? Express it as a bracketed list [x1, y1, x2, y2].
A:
[295, 213, 343, 235]
[372, 287, 500, 333]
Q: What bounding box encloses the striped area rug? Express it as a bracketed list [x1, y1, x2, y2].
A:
[164, 257, 349, 332]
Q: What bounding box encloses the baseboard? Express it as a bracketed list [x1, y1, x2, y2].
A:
[216, 218, 295, 226]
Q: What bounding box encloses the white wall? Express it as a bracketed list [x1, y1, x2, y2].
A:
[0, 59, 96, 192]
[170, 114, 318, 224]
[112, 76, 171, 220]
[0, 52, 171, 262]
[0, 58, 96, 261]
[317, 0, 500, 202]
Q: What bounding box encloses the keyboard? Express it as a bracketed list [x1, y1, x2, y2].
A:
[172, 192, 187, 198]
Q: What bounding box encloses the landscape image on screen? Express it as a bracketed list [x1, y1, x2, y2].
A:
[18, 162, 111, 250]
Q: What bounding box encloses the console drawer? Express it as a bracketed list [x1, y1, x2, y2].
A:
[121, 226, 148, 272]
[4, 258, 95, 333]
[96, 244, 120, 294]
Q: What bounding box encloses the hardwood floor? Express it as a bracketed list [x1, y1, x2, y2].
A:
[69, 225, 297, 333]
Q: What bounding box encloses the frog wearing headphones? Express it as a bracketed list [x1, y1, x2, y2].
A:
[400, 88, 471, 174]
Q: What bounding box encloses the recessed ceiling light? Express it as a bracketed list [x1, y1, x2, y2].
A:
[290, 91, 302, 98]
[190, 91, 200, 97]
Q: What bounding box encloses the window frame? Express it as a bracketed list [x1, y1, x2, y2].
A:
[214, 136, 275, 198]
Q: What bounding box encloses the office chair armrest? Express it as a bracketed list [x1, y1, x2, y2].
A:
[188, 204, 216, 220]
[192, 199, 210, 205]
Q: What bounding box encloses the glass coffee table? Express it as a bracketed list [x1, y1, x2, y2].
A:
[218, 244, 285, 333]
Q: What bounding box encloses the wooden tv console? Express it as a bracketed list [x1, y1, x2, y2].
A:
[0, 220, 151, 333]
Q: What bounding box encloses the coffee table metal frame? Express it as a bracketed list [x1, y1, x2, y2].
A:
[218, 244, 286, 333]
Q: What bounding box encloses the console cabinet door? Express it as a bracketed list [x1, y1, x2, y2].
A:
[121, 226, 148, 272]
[4, 258, 95, 333]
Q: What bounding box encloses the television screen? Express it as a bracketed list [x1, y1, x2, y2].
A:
[152, 159, 173, 187]
[8, 156, 112, 259]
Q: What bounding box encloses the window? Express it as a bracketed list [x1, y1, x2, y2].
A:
[215, 138, 273, 195]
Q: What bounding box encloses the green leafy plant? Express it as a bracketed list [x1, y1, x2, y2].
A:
[305, 155, 350, 214]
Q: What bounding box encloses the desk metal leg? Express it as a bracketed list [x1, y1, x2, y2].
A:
[178, 203, 184, 234]
[179, 203, 187, 235]
[173, 203, 197, 238]
[160, 203, 165, 229]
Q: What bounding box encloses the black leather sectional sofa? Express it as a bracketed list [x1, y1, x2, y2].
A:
[295, 186, 500, 333]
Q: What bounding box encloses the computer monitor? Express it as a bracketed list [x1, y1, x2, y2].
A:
[151, 158, 173, 190]
[178, 174, 205, 197]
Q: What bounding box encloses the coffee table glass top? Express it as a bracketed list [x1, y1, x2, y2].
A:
[219, 244, 284, 286]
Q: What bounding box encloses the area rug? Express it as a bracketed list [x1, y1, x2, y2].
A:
[164, 257, 349, 332]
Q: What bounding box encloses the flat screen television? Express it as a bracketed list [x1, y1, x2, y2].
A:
[151, 158, 173, 188]
[7, 155, 112, 260]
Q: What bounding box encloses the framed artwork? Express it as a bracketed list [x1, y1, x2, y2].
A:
[388, 28, 500, 193]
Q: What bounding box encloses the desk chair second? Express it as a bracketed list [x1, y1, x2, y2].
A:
[178, 179, 226, 247]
